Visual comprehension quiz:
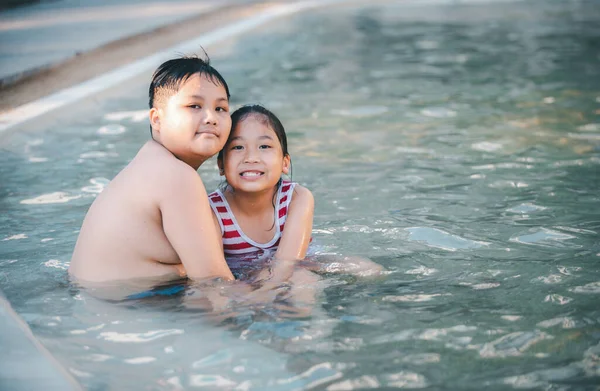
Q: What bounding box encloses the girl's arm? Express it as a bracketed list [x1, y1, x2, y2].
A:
[243, 186, 314, 304]
[274, 185, 314, 261]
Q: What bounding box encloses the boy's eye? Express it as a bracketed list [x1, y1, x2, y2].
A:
[259, 145, 272, 149]
[231, 145, 243, 150]
[189, 104, 201, 109]
[216, 106, 229, 112]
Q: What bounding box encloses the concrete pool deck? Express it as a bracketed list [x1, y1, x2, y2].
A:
[0, 0, 275, 113]
[0, 0, 355, 135]
[1, 292, 82, 390]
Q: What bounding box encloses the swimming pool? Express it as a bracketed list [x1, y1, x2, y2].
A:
[1, 0, 600, 389]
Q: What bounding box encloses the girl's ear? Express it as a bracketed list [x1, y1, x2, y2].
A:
[149, 107, 161, 135]
[282, 154, 291, 175]
[217, 158, 225, 176]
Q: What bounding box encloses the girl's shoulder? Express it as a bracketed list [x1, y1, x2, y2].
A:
[285, 182, 314, 207]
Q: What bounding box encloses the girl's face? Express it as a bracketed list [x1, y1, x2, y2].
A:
[220, 115, 290, 194]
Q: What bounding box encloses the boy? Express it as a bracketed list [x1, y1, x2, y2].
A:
[69, 56, 234, 283]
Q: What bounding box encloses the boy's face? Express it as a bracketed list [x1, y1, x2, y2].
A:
[151, 73, 231, 167]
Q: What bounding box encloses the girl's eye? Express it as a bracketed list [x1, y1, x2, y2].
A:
[231, 145, 243, 150]
[189, 104, 201, 109]
[259, 145, 272, 150]
[216, 106, 229, 112]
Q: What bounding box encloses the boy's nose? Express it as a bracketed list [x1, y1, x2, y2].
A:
[203, 109, 217, 125]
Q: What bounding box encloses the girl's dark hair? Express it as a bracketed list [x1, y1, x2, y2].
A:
[218, 104, 288, 162]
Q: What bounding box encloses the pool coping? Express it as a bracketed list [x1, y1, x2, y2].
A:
[0, 291, 83, 390]
[0, 0, 361, 139]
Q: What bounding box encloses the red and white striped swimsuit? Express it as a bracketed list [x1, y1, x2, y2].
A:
[208, 181, 296, 262]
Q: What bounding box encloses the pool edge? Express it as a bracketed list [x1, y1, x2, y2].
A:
[0, 290, 83, 391]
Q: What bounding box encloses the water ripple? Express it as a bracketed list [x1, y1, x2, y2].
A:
[20, 192, 81, 205]
[189, 374, 236, 387]
[420, 107, 456, 118]
[79, 151, 118, 159]
[507, 203, 547, 214]
[104, 110, 148, 122]
[385, 371, 428, 388]
[331, 106, 388, 118]
[191, 349, 233, 369]
[98, 329, 184, 343]
[124, 356, 156, 364]
[97, 124, 126, 135]
[471, 141, 502, 152]
[382, 293, 450, 303]
[405, 266, 437, 276]
[557, 266, 581, 276]
[510, 228, 577, 248]
[43, 259, 69, 270]
[570, 281, 600, 294]
[503, 366, 582, 389]
[328, 375, 380, 390]
[479, 331, 553, 358]
[28, 156, 48, 163]
[533, 275, 563, 284]
[277, 362, 343, 390]
[81, 177, 110, 194]
[401, 353, 440, 364]
[543, 294, 573, 305]
[405, 227, 489, 251]
[372, 325, 476, 344]
[581, 343, 600, 376]
[2, 234, 27, 241]
[537, 317, 576, 329]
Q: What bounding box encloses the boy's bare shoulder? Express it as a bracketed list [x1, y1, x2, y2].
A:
[138, 141, 200, 185]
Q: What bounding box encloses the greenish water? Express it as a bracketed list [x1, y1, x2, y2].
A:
[1, 0, 600, 389]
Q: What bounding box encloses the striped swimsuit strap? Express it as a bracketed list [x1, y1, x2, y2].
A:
[209, 182, 296, 256]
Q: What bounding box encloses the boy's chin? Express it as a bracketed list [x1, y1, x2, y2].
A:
[191, 143, 224, 159]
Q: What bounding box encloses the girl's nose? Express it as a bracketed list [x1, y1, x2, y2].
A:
[244, 150, 259, 163]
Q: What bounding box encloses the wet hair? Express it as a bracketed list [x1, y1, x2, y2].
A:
[148, 54, 230, 136]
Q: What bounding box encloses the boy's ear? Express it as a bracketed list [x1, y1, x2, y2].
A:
[282, 154, 291, 175]
[149, 107, 161, 133]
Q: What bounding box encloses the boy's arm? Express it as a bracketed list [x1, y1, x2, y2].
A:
[160, 168, 233, 281]
[211, 209, 224, 253]
[274, 185, 314, 261]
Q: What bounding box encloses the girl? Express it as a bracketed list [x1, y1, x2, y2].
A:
[208, 104, 314, 274]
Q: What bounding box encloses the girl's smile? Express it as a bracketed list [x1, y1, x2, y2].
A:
[240, 170, 264, 178]
[220, 115, 290, 193]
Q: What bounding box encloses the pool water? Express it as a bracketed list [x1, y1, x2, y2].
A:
[1, 0, 600, 389]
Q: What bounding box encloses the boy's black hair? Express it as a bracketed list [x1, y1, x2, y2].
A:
[148, 54, 230, 136]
